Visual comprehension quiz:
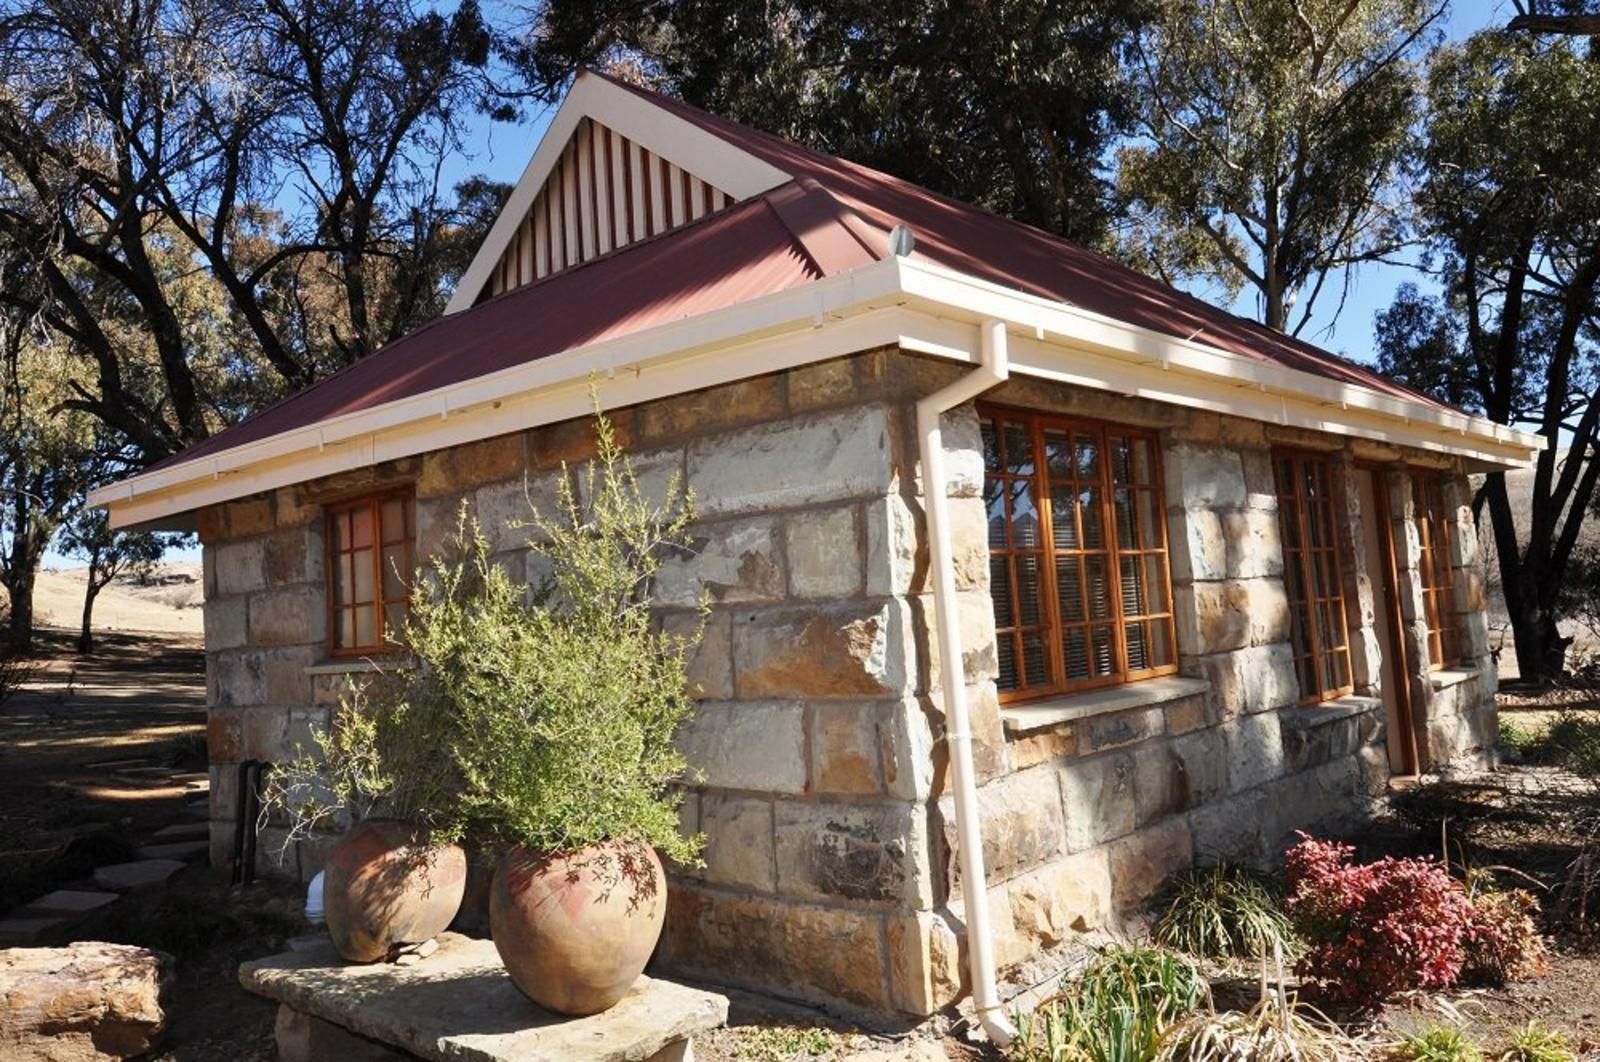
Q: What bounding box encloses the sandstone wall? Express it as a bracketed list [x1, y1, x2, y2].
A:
[198, 346, 1498, 1019]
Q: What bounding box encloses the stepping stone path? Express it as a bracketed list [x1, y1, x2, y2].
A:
[150, 821, 209, 841]
[95, 858, 186, 893]
[134, 840, 209, 862]
[0, 891, 120, 947]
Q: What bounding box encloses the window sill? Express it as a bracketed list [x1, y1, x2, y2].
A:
[1280, 695, 1381, 732]
[305, 658, 412, 677]
[1430, 668, 1476, 692]
[1000, 676, 1212, 735]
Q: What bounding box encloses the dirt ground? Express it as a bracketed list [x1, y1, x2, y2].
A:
[5, 632, 1600, 1060]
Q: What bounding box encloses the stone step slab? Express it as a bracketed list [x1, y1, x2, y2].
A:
[240, 932, 728, 1062]
[134, 841, 209, 862]
[94, 859, 186, 893]
[28, 890, 121, 915]
[150, 822, 210, 841]
[0, 915, 72, 948]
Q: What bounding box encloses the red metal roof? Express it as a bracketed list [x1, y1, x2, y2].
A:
[157, 72, 1446, 474]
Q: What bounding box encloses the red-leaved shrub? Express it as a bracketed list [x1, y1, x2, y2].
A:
[1283, 833, 1478, 1009]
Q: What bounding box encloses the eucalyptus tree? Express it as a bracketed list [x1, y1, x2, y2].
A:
[516, 0, 1147, 247]
[1375, 30, 1600, 682]
[1118, 0, 1444, 333]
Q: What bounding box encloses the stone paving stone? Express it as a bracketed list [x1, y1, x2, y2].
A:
[0, 915, 70, 947]
[95, 858, 186, 893]
[151, 821, 211, 841]
[135, 840, 209, 862]
[240, 932, 729, 1062]
[27, 890, 120, 914]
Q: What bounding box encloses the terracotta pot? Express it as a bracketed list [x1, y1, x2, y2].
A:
[323, 821, 467, 962]
[490, 841, 666, 1015]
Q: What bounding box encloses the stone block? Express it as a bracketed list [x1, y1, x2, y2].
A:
[214, 538, 266, 597]
[866, 494, 920, 597]
[733, 601, 909, 698]
[261, 646, 317, 706]
[1199, 643, 1298, 718]
[776, 800, 929, 906]
[660, 888, 887, 1010]
[1169, 509, 1226, 584]
[676, 702, 806, 794]
[1135, 729, 1227, 825]
[879, 697, 937, 800]
[1164, 695, 1207, 736]
[785, 506, 863, 599]
[1079, 707, 1164, 754]
[207, 709, 242, 765]
[1240, 448, 1277, 501]
[1108, 818, 1194, 913]
[1453, 566, 1487, 613]
[886, 910, 966, 1015]
[1224, 510, 1284, 579]
[661, 610, 734, 701]
[688, 406, 893, 517]
[416, 433, 525, 498]
[95, 859, 185, 892]
[1264, 756, 1367, 846]
[638, 376, 784, 440]
[1059, 751, 1136, 851]
[787, 357, 857, 410]
[1011, 723, 1077, 770]
[941, 768, 1064, 893]
[275, 1006, 407, 1062]
[918, 591, 999, 693]
[1189, 789, 1271, 867]
[656, 518, 785, 607]
[1223, 710, 1285, 793]
[699, 794, 774, 893]
[226, 497, 276, 539]
[1165, 444, 1247, 511]
[204, 596, 248, 651]
[242, 707, 289, 761]
[1175, 581, 1249, 656]
[249, 587, 325, 647]
[810, 704, 883, 794]
[264, 524, 323, 587]
[216, 651, 266, 708]
[1008, 847, 1114, 946]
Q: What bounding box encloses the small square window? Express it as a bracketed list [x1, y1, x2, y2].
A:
[326, 491, 414, 655]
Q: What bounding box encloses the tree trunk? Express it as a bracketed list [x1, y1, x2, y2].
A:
[77, 583, 100, 654]
[5, 567, 36, 656]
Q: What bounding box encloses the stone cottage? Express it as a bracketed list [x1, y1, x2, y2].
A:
[91, 70, 1540, 1023]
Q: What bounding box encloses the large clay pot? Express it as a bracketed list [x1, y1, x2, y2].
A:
[323, 821, 468, 962]
[490, 841, 666, 1015]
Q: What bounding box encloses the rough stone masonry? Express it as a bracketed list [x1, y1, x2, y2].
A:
[200, 345, 1497, 1018]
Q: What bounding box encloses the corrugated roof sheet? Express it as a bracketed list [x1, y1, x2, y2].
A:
[156, 70, 1446, 474]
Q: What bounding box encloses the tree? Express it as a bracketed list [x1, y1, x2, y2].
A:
[56, 509, 185, 653]
[0, 0, 513, 466]
[1118, 0, 1443, 333]
[1507, 0, 1600, 36]
[1375, 30, 1600, 682]
[515, 0, 1146, 247]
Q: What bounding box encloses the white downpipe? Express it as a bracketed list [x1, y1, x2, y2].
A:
[916, 318, 1015, 1047]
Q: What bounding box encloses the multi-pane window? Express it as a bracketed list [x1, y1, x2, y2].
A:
[981, 407, 1177, 701]
[1413, 475, 1460, 669]
[326, 491, 415, 655]
[1274, 452, 1354, 703]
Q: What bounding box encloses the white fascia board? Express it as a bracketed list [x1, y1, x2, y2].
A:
[893, 258, 1544, 466]
[91, 259, 909, 528]
[444, 73, 792, 315]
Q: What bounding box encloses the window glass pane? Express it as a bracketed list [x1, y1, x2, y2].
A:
[1016, 557, 1042, 625]
[381, 498, 406, 544]
[384, 603, 407, 643]
[1298, 655, 1317, 698]
[1091, 625, 1115, 678]
[352, 548, 375, 604]
[1075, 433, 1099, 480]
[1126, 621, 1148, 671]
[1003, 423, 1033, 476]
[981, 420, 1001, 472]
[1111, 435, 1133, 485]
[1151, 619, 1174, 668]
[1056, 557, 1084, 623]
[1050, 486, 1080, 549]
[382, 546, 409, 600]
[1011, 482, 1041, 548]
[334, 554, 352, 608]
[335, 511, 351, 551]
[1120, 555, 1147, 616]
[1080, 488, 1103, 548]
[985, 480, 1008, 548]
[1063, 628, 1089, 681]
[1085, 556, 1111, 620]
[997, 635, 1018, 691]
[1142, 555, 1169, 614]
[990, 558, 1013, 627]
[1136, 489, 1162, 550]
[351, 506, 374, 549]
[336, 609, 353, 649]
[1114, 487, 1135, 549]
[354, 605, 376, 648]
[1132, 438, 1154, 487]
[1281, 497, 1301, 549]
[1021, 632, 1049, 687]
[1044, 429, 1072, 479]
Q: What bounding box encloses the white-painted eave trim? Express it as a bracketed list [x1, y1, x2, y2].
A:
[444, 71, 792, 316]
[92, 255, 1543, 530]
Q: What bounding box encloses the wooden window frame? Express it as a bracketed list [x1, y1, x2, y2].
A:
[1273, 450, 1356, 704]
[325, 489, 415, 658]
[980, 403, 1179, 704]
[1413, 474, 1461, 670]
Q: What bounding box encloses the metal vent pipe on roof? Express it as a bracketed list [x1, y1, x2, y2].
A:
[915, 318, 1015, 1047]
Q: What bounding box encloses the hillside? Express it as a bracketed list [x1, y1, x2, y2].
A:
[2, 564, 203, 636]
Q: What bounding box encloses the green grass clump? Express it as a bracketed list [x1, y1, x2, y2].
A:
[1499, 1022, 1574, 1062]
[1391, 1027, 1482, 1062]
[1543, 713, 1600, 779]
[1153, 863, 1296, 961]
[1011, 944, 1207, 1062]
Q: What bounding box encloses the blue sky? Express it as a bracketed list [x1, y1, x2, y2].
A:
[59, 0, 1513, 569]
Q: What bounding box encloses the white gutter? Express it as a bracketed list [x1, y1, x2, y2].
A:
[917, 318, 1015, 1047]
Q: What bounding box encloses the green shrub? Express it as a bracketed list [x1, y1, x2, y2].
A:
[1543, 713, 1600, 780]
[1499, 1022, 1574, 1062]
[1152, 863, 1296, 961]
[1011, 945, 1207, 1062]
[1391, 1027, 1482, 1062]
